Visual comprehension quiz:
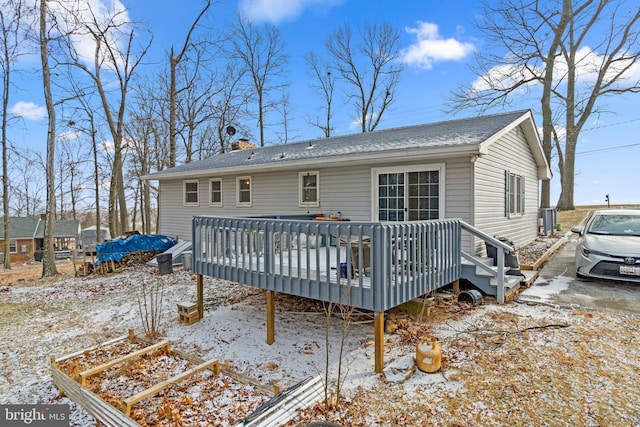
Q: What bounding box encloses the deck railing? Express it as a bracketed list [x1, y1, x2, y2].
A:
[193, 216, 463, 312]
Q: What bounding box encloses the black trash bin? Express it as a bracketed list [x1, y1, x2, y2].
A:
[157, 253, 173, 275]
[485, 237, 520, 275]
[34, 249, 44, 262]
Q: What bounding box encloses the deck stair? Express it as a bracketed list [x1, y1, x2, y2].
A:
[461, 256, 522, 300]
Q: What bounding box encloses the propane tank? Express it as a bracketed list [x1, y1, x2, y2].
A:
[416, 336, 442, 373]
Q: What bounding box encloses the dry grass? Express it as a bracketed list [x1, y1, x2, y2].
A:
[290, 307, 640, 426]
[0, 260, 75, 286]
[556, 209, 591, 230]
[556, 204, 640, 230]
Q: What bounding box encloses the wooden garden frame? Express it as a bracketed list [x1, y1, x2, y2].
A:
[50, 330, 281, 426]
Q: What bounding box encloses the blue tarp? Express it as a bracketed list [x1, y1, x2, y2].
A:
[96, 234, 176, 265]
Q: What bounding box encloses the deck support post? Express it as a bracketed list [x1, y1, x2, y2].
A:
[374, 311, 384, 373]
[266, 291, 275, 345]
[197, 275, 204, 319]
[452, 279, 460, 296]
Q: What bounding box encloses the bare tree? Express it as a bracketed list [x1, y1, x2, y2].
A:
[125, 83, 161, 234]
[61, 3, 151, 235]
[168, 0, 210, 167]
[305, 52, 336, 138]
[56, 129, 90, 220]
[229, 14, 288, 147]
[39, 0, 57, 277]
[73, 91, 105, 243]
[1, 0, 27, 269]
[7, 147, 44, 217]
[209, 61, 251, 155]
[174, 50, 221, 163]
[273, 89, 298, 144]
[325, 22, 404, 133]
[449, 0, 640, 210]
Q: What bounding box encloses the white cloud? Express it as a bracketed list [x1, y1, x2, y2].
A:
[472, 46, 640, 94]
[401, 21, 475, 69]
[471, 63, 541, 93]
[49, 0, 132, 69]
[556, 46, 640, 84]
[239, 0, 343, 24]
[10, 101, 46, 120]
[101, 138, 114, 154]
[536, 124, 566, 143]
[56, 130, 83, 142]
[349, 112, 377, 130]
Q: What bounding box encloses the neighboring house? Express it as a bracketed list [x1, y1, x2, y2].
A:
[145, 110, 550, 253]
[0, 216, 81, 263]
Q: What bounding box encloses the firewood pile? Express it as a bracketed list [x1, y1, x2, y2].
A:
[117, 250, 160, 268]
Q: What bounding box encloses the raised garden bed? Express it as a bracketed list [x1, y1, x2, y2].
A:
[518, 233, 567, 271]
[50, 331, 286, 426]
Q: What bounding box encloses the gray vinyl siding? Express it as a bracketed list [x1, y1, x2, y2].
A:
[158, 165, 373, 240]
[157, 156, 475, 244]
[474, 126, 540, 253]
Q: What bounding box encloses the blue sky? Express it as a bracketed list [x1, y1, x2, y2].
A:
[7, 0, 640, 207]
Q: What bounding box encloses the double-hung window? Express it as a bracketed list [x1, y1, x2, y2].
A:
[237, 176, 252, 206]
[505, 171, 525, 216]
[183, 180, 199, 206]
[209, 178, 222, 207]
[299, 171, 319, 207]
[9, 240, 17, 253]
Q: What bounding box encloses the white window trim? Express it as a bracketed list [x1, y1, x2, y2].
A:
[183, 180, 200, 207]
[370, 163, 445, 221]
[299, 171, 320, 207]
[236, 176, 252, 207]
[209, 178, 223, 207]
[9, 239, 17, 254]
[506, 171, 525, 218]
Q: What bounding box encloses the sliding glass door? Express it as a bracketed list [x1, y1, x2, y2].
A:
[375, 166, 443, 222]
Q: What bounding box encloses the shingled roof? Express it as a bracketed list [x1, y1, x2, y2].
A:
[34, 219, 81, 238]
[0, 217, 80, 239]
[144, 110, 549, 180]
[0, 217, 40, 239]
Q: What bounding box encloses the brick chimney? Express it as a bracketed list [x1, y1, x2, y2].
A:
[231, 138, 255, 151]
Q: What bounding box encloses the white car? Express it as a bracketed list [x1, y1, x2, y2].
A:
[572, 209, 640, 282]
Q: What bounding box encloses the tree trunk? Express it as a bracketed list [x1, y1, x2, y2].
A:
[131, 182, 138, 232]
[169, 50, 177, 168]
[108, 178, 117, 237]
[116, 153, 127, 234]
[143, 181, 151, 234]
[39, 0, 57, 277]
[258, 91, 265, 147]
[556, 133, 577, 210]
[91, 127, 101, 244]
[2, 21, 10, 269]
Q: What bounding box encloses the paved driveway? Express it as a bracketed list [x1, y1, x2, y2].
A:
[518, 232, 640, 316]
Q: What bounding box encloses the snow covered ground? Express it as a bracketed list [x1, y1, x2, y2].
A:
[1, 260, 639, 426]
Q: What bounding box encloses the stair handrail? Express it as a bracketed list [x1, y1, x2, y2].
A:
[459, 220, 513, 304]
[459, 220, 516, 254]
